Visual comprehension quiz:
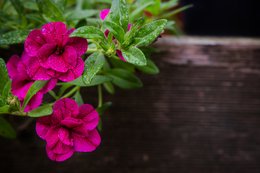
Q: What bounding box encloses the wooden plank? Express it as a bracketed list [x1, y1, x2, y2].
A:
[1, 36, 260, 173]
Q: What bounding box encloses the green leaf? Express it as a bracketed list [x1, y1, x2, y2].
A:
[67, 9, 98, 21]
[109, 58, 135, 72]
[69, 75, 112, 87]
[74, 91, 84, 105]
[28, 104, 53, 117]
[83, 52, 105, 84]
[0, 58, 10, 93]
[162, 4, 193, 18]
[103, 20, 125, 43]
[22, 81, 47, 111]
[103, 82, 115, 94]
[0, 30, 29, 45]
[140, 0, 161, 16]
[97, 101, 112, 115]
[134, 19, 167, 47]
[0, 105, 9, 114]
[0, 117, 16, 139]
[36, 0, 64, 21]
[122, 47, 147, 66]
[10, 0, 24, 15]
[2, 80, 11, 99]
[161, 0, 178, 11]
[136, 58, 159, 75]
[106, 68, 143, 89]
[110, 0, 129, 31]
[130, 1, 154, 21]
[70, 26, 105, 40]
[58, 83, 73, 97]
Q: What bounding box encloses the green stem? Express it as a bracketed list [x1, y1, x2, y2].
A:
[98, 85, 103, 107]
[87, 48, 98, 54]
[61, 86, 80, 99]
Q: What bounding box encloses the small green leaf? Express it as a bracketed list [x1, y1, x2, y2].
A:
[103, 20, 125, 43]
[106, 68, 143, 89]
[130, 1, 154, 21]
[0, 58, 10, 93]
[103, 82, 115, 94]
[28, 104, 53, 117]
[161, 0, 178, 11]
[70, 26, 105, 40]
[109, 58, 135, 72]
[122, 47, 147, 66]
[136, 58, 159, 75]
[36, 0, 64, 21]
[110, 0, 129, 31]
[0, 30, 29, 45]
[83, 52, 105, 84]
[22, 81, 47, 111]
[74, 91, 84, 105]
[134, 19, 167, 47]
[58, 83, 73, 97]
[10, 0, 24, 15]
[97, 101, 112, 115]
[67, 9, 98, 21]
[162, 4, 193, 18]
[0, 117, 16, 139]
[0, 105, 10, 114]
[2, 81, 11, 99]
[69, 75, 112, 87]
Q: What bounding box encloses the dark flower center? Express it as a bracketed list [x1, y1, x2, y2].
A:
[55, 46, 64, 55]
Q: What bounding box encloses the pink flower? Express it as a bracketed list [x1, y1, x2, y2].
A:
[25, 22, 87, 82]
[100, 9, 132, 61]
[7, 53, 57, 112]
[36, 98, 101, 162]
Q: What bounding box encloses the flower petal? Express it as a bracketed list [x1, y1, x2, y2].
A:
[67, 37, 88, 56]
[25, 29, 46, 56]
[45, 126, 60, 148]
[41, 22, 69, 46]
[58, 128, 73, 146]
[100, 9, 110, 20]
[116, 50, 126, 62]
[11, 78, 33, 100]
[46, 145, 74, 162]
[40, 79, 57, 94]
[7, 55, 20, 79]
[52, 98, 79, 123]
[73, 129, 101, 152]
[37, 43, 57, 69]
[61, 117, 82, 128]
[77, 104, 99, 130]
[58, 57, 84, 82]
[36, 116, 52, 140]
[24, 92, 44, 112]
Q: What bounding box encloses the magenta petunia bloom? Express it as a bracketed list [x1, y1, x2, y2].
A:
[100, 9, 132, 61]
[25, 22, 87, 82]
[7, 53, 57, 112]
[36, 98, 101, 162]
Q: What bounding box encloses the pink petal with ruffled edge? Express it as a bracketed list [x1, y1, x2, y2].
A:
[46, 144, 74, 162]
[6, 55, 19, 79]
[36, 116, 52, 140]
[41, 22, 69, 47]
[100, 9, 110, 20]
[73, 129, 101, 152]
[52, 98, 79, 123]
[37, 43, 57, 69]
[67, 37, 88, 56]
[58, 57, 84, 82]
[25, 29, 46, 57]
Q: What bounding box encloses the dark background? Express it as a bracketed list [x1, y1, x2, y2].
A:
[181, 0, 260, 37]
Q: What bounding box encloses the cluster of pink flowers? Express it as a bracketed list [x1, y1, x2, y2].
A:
[7, 22, 101, 161]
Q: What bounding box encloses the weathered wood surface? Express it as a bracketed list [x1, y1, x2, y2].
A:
[1, 36, 260, 173]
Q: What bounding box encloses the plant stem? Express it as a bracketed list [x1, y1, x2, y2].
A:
[61, 86, 80, 99]
[98, 85, 103, 107]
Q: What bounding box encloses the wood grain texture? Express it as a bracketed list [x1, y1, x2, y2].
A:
[1, 36, 260, 173]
